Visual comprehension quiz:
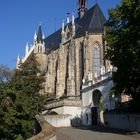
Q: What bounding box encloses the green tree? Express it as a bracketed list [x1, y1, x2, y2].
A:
[11, 54, 44, 96]
[0, 54, 47, 139]
[105, 0, 140, 111]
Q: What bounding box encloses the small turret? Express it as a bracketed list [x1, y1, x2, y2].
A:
[16, 54, 20, 69]
[72, 13, 76, 37]
[65, 13, 71, 40]
[61, 20, 65, 43]
[37, 24, 43, 43]
[67, 13, 70, 24]
[25, 42, 29, 57]
[62, 20, 65, 33]
[34, 24, 46, 54]
[34, 32, 37, 42]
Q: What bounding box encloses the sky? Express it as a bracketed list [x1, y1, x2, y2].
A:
[0, 0, 120, 69]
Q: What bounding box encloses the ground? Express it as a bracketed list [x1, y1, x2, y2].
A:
[56, 126, 140, 140]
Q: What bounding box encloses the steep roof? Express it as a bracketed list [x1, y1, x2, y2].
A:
[76, 3, 106, 36]
[45, 29, 61, 51]
[37, 25, 43, 43]
[45, 3, 106, 51]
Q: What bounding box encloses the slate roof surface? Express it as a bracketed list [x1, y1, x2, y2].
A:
[44, 3, 106, 51]
[37, 25, 43, 43]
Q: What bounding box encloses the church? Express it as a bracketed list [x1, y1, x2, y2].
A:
[16, 0, 114, 126]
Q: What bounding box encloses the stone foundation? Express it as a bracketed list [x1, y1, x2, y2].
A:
[44, 99, 82, 127]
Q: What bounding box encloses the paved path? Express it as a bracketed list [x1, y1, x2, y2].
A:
[56, 126, 140, 140]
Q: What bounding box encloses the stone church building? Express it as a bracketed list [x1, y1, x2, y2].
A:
[17, 0, 113, 126]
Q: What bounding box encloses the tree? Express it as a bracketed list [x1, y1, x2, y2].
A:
[0, 54, 47, 139]
[11, 54, 44, 97]
[105, 0, 140, 111]
[0, 87, 35, 139]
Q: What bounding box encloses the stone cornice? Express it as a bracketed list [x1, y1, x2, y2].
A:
[45, 99, 82, 110]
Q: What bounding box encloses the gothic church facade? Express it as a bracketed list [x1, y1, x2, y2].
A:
[17, 1, 111, 100]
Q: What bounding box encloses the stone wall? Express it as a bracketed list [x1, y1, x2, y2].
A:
[81, 75, 114, 126]
[104, 113, 140, 132]
[45, 114, 72, 127]
[44, 99, 82, 127]
[28, 115, 56, 140]
[36, 53, 48, 71]
[37, 32, 105, 98]
[56, 44, 68, 97]
[45, 50, 58, 95]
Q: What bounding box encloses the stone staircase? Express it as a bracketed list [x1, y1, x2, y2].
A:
[28, 115, 56, 140]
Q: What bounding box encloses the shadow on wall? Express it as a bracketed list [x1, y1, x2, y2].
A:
[34, 118, 42, 135]
[71, 115, 82, 127]
[103, 112, 140, 132]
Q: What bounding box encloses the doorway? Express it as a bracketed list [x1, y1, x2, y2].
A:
[91, 90, 102, 125]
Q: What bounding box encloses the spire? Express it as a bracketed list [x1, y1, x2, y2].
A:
[37, 24, 43, 43]
[72, 12, 75, 25]
[61, 20, 65, 43]
[17, 54, 20, 61]
[72, 13, 75, 37]
[34, 32, 37, 41]
[62, 20, 65, 32]
[16, 54, 20, 69]
[67, 13, 70, 24]
[34, 23, 46, 54]
[78, 0, 88, 18]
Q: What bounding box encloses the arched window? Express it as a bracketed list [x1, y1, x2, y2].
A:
[93, 43, 101, 77]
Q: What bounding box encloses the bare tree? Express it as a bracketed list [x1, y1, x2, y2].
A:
[0, 65, 12, 83]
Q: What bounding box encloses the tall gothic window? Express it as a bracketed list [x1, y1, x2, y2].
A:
[93, 43, 101, 77]
[40, 46, 42, 53]
[38, 46, 40, 53]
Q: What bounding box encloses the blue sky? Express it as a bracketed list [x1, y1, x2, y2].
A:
[0, 0, 120, 69]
